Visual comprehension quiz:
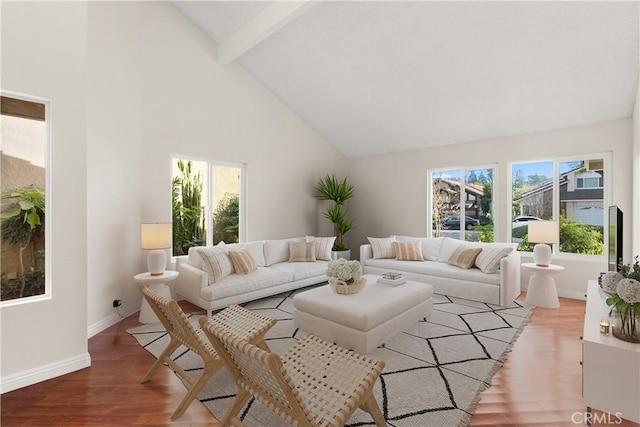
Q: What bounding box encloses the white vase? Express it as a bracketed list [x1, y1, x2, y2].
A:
[331, 249, 351, 260]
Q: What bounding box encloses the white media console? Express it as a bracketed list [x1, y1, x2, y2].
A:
[582, 280, 640, 424]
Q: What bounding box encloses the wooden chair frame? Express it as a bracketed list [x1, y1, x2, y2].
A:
[138, 284, 276, 420]
[199, 317, 387, 427]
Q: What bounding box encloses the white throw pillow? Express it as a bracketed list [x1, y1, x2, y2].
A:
[305, 236, 336, 261]
[198, 247, 233, 285]
[475, 246, 513, 274]
[367, 236, 397, 259]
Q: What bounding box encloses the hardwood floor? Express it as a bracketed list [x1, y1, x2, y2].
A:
[1, 295, 639, 426]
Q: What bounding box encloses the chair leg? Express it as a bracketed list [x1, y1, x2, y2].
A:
[221, 388, 251, 427]
[171, 361, 221, 420]
[361, 392, 386, 427]
[141, 338, 181, 383]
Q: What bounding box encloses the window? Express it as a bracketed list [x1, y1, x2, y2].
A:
[1, 94, 49, 303]
[511, 156, 607, 255]
[430, 167, 494, 242]
[171, 157, 245, 256]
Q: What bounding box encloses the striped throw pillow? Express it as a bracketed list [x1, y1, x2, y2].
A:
[393, 241, 424, 261]
[368, 236, 396, 259]
[228, 248, 257, 275]
[198, 247, 233, 284]
[475, 246, 513, 273]
[288, 241, 317, 262]
[306, 236, 336, 261]
[447, 245, 482, 269]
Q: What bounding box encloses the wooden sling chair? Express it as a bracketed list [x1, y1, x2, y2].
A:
[199, 316, 387, 427]
[138, 284, 276, 420]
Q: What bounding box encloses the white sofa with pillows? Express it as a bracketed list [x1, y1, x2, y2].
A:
[175, 236, 334, 316]
[361, 236, 521, 306]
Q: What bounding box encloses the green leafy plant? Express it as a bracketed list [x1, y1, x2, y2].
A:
[315, 175, 355, 251]
[172, 160, 205, 256]
[1, 186, 45, 298]
[213, 193, 239, 244]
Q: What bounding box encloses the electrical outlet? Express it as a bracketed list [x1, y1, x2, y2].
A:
[112, 299, 122, 308]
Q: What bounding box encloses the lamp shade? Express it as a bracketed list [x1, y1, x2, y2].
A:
[141, 223, 172, 250]
[528, 221, 559, 244]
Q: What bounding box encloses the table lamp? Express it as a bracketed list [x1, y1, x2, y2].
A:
[528, 220, 559, 267]
[141, 223, 172, 275]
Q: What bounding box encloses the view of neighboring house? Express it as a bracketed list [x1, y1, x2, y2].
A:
[513, 161, 605, 226]
[432, 178, 485, 219]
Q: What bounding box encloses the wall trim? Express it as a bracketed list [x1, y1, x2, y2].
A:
[0, 352, 91, 394]
[87, 302, 139, 338]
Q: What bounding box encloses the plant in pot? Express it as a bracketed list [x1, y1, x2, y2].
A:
[315, 174, 354, 259]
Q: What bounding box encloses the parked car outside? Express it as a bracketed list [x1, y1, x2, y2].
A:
[440, 215, 480, 230]
[512, 215, 542, 228]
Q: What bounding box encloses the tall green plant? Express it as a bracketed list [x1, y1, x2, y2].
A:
[172, 160, 205, 255]
[213, 193, 239, 244]
[1, 186, 45, 297]
[315, 174, 355, 251]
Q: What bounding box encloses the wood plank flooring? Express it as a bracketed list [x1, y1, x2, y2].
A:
[1, 295, 639, 426]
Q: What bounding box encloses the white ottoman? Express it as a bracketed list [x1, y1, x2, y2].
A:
[293, 274, 433, 354]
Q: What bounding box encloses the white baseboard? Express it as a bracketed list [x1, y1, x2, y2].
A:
[87, 302, 139, 338]
[1, 352, 91, 394]
[520, 284, 587, 301]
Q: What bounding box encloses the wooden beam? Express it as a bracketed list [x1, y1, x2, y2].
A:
[217, 1, 319, 65]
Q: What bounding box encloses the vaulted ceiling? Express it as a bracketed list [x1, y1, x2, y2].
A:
[171, 1, 640, 159]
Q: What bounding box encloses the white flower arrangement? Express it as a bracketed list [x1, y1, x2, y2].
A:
[601, 256, 640, 342]
[326, 258, 362, 284]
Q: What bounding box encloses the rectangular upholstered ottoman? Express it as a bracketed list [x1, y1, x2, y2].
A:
[293, 274, 433, 354]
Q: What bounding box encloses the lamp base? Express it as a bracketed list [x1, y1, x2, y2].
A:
[147, 249, 167, 276]
[533, 243, 552, 267]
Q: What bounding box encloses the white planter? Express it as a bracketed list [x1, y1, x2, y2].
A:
[331, 249, 351, 260]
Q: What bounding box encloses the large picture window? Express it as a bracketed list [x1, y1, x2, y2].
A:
[171, 157, 245, 256]
[1, 94, 49, 303]
[511, 156, 607, 255]
[430, 166, 495, 242]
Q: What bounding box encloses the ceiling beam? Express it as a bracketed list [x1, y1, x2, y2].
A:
[217, 1, 319, 65]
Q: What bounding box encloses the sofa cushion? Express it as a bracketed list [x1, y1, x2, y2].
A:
[306, 236, 336, 261]
[393, 241, 424, 261]
[271, 260, 329, 281]
[368, 236, 396, 259]
[475, 246, 513, 274]
[225, 241, 266, 267]
[200, 268, 291, 301]
[289, 241, 317, 262]
[364, 258, 501, 285]
[393, 236, 444, 261]
[198, 247, 233, 284]
[437, 238, 482, 262]
[228, 248, 257, 275]
[264, 238, 304, 266]
[448, 245, 482, 269]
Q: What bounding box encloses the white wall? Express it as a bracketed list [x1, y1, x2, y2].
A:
[1, 2, 90, 391]
[86, 2, 348, 332]
[349, 119, 634, 298]
[633, 74, 640, 258]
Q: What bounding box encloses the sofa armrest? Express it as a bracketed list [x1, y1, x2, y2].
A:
[499, 250, 521, 306]
[176, 262, 208, 302]
[360, 244, 373, 263]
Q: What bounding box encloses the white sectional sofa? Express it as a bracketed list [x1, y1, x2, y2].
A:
[361, 236, 521, 306]
[175, 237, 332, 316]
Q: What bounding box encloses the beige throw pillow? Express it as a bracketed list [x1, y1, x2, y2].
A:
[198, 247, 233, 285]
[447, 245, 482, 269]
[475, 246, 513, 274]
[368, 236, 396, 259]
[306, 236, 336, 261]
[393, 241, 424, 261]
[288, 241, 317, 262]
[228, 248, 257, 275]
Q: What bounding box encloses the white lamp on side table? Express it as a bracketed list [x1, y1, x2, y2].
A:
[527, 220, 559, 267]
[141, 223, 172, 275]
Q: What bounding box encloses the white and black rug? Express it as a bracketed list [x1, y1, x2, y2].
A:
[127, 286, 533, 426]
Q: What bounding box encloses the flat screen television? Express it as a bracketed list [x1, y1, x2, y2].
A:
[608, 205, 623, 272]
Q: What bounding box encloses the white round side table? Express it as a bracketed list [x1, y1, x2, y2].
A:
[522, 263, 564, 308]
[134, 270, 179, 323]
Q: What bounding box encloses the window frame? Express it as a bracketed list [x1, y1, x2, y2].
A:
[171, 154, 246, 255]
[1, 91, 52, 307]
[508, 152, 611, 259]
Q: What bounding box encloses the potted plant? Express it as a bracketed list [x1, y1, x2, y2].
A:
[315, 174, 354, 259]
[601, 256, 640, 343]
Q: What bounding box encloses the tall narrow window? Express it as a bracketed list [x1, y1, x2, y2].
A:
[172, 157, 244, 256]
[430, 166, 494, 242]
[1, 94, 48, 302]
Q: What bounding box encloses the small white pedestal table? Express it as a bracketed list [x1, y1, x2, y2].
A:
[522, 263, 564, 308]
[134, 270, 179, 323]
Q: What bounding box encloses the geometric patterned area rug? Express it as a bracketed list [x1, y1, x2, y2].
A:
[127, 286, 534, 427]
